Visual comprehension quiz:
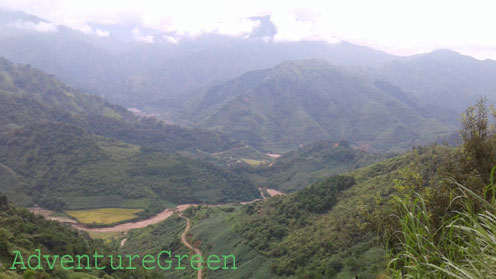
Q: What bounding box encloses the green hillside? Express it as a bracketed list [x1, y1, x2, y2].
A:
[0, 121, 259, 212]
[236, 139, 391, 192]
[0, 194, 122, 279]
[179, 59, 455, 152]
[133, 144, 446, 278]
[376, 49, 496, 113]
[113, 215, 195, 279]
[106, 150, 414, 279]
[0, 143, 451, 279]
[0, 56, 241, 154]
[0, 57, 260, 212]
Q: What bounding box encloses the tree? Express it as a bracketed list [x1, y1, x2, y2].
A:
[444, 97, 496, 194]
[0, 193, 8, 210]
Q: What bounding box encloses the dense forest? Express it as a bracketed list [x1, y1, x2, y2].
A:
[176, 60, 456, 152]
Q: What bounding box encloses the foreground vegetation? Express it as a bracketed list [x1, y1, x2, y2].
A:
[386, 98, 496, 278]
[185, 205, 272, 279]
[0, 194, 145, 279]
[388, 180, 496, 278]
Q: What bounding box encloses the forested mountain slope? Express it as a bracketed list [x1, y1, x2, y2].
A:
[236, 139, 391, 192]
[0, 57, 260, 211]
[376, 49, 496, 113]
[179, 59, 456, 152]
[0, 57, 241, 154]
[234, 145, 447, 278]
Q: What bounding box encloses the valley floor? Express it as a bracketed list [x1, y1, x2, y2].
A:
[29, 188, 284, 233]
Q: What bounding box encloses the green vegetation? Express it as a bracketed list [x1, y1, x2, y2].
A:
[87, 231, 126, 242]
[0, 192, 191, 279]
[378, 49, 496, 114]
[185, 205, 272, 279]
[385, 98, 496, 278]
[0, 57, 260, 212]
[114, 215, 195, 279]
[65, 208, 144, 225]
[0, 121, 259, 212]
[0, 193, 108, 278]
[180, 59, 455, 152]
[234, 175, 384, 278]
[388, 181, 496, 278]
[2, 41, 496, 279]
[236, 139, 390, 192]
[0, 56, 241, 154]
[225, 143, 449, 278]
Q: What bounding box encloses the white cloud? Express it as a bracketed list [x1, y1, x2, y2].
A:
[12, 20, 58, 32]
[163, 35, 178, 44]
[132, 28, 154, 43]
[271, 9, 340, 43]
[95, 28, 109, 37]
[1, 0, 496, 59]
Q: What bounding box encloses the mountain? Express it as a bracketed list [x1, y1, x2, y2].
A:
[375, 49, 496, 113]
[0, 57, 241, 154]
[177, 59, 456, 152]
[0, 57, 260, 211]
[0, 9, 397, 111]
[114, 38, 396, 108]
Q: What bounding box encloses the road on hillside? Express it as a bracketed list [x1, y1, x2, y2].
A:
[179, 214, 203, 279]
[30, 189, 285, 234]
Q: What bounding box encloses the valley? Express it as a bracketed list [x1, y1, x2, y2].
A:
[29, 188, 284, 234]
[0, 5, 495, 279]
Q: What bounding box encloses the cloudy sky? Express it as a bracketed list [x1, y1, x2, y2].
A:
[1, 0, 495, 59]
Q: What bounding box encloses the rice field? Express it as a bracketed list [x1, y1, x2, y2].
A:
[241, 158, 265, 166]
[65, 208, 143, 225]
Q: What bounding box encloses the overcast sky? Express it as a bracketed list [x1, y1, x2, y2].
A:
[1, 0, 495, 59]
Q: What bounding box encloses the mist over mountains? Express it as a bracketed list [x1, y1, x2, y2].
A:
[1, 6, 496, 279]
[3, 8, 494, 153]
[0, 9, 395, 106]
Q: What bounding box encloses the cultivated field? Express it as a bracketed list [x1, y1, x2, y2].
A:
[241, 158, 265, 166]
[65, 208, 143, 225]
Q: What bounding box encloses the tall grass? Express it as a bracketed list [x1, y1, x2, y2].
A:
[388, 168, 496, 278]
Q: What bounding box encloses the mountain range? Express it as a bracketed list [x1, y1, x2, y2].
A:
[1, 7, 496, 279]
[175, 59, 456, 152]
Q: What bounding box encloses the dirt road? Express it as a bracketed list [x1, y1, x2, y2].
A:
[266, 188, 284, 197]
[179, 214, 203, 279]
[210, 145, 249, 156]
[68, 204, 195, 233]
[31, 189, 284, 234]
